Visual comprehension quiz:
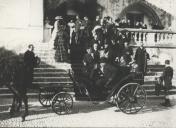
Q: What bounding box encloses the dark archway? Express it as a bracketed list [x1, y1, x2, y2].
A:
[119, 1, 162, 26]
[44, 0, 103, 24]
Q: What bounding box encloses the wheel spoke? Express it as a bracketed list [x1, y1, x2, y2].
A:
[52, 93, 73, 115]
[119, 99, 129, 109]
[133, 103, 138, 112]
[133, 86, 139, 96]
[124, 103, 130, 113]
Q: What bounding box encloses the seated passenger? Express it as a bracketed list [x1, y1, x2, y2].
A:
[122, 42, 133, 65]
[83, 47, 96, 77]
[91, 58, 118, 89]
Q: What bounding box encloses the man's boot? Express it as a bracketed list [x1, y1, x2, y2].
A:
[165, 99, 172, 107]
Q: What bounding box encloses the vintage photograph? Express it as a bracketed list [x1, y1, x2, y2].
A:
[0, 0, 176, 127]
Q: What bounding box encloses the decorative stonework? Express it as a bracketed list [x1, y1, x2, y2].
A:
[97, 0, 172, 29]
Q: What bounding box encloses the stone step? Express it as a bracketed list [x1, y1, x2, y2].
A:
[33, 73, 69, 77]
[147, 68, 164, 72]
[146, 72, 162, 76]
[0, 93, 39, 98]
[0, 88, 39, 94]
[32, 82, 73, 88]
[145, 89, 176, 95]
[33, 77, 72, 82]
[147, 65, 165, 69]
[34, 68, 69, 72]
[142, 84, 155, 90]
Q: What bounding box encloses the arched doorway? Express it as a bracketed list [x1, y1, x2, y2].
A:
[44, 0, 101, 23]
[119, 1, 162, 28]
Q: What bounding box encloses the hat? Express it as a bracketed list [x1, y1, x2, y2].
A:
[165, 60, 170, 65]
[55, 16, 63, 20]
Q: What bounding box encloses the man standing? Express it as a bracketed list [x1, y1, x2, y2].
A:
[22, 44, 37, 121]
[134, 42, 150, 75]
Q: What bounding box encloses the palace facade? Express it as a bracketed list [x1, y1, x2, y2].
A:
[0, 0, 176, 65]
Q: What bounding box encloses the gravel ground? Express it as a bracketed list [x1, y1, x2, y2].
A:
[0, 97, 176, 127]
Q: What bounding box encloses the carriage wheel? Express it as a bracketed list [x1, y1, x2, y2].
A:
[39, 88, 55, 107]
[115, 83, 146, 114]
[51, 92, 73, 115]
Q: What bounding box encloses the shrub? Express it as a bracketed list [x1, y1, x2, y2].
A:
[0, 47, 24, 87]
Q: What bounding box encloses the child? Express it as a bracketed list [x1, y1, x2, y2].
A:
[160, 60, 173, 107]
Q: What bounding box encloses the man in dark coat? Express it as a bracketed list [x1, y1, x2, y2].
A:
[123, 42, 133, 65]
[134, 42, 150, 75]
[83, 47, 96, 77]
[160, 60, 173, 107]
[24, 44, 36, 88]
[22, 44, 37, 121]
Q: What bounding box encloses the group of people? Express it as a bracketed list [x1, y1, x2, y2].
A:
[50, 15, 152, 82]
[8, 15, 172, 121]
[51, 15, 149, 63]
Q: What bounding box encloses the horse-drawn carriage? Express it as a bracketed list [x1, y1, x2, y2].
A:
[38, 63, 147, 115]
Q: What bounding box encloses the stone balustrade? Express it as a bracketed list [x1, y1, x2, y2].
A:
[118, 28, 176, 48]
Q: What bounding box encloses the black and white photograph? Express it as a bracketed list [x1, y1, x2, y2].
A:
[0, 0, 176, 127]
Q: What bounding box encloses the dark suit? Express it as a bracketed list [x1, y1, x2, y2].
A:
[123, 47, 133, 65]
[83, 53, 95, 77]
[163, 66, 173, 91]
[24, 50, 36, 88]
[92, 50, 100, 64]
[134, 47, 149, 74]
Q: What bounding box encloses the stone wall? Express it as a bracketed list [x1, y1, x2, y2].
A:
[0, 0, 43, 54]
[97, 0, 172, 29]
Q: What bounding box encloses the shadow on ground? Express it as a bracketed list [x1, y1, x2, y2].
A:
[0, 99, 176, 121]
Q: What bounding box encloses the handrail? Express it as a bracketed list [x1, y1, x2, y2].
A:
[118, 28, 176, 34]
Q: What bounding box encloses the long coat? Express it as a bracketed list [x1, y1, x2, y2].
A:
[83, 53, 95, 76]
[24, 50, 36, 88]
[163, 66, 173, 90]
[134, 47, 150, 74]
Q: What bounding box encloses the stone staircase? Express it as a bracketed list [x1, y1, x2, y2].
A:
[143, 65, 176, 99]
[0, 43, 73, 98]
[0, 42, 176, 99]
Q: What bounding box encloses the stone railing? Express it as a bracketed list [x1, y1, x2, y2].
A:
[118, 28, 176, 48]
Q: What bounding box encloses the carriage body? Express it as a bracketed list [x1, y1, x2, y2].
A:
[45, 63, 147, 115]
